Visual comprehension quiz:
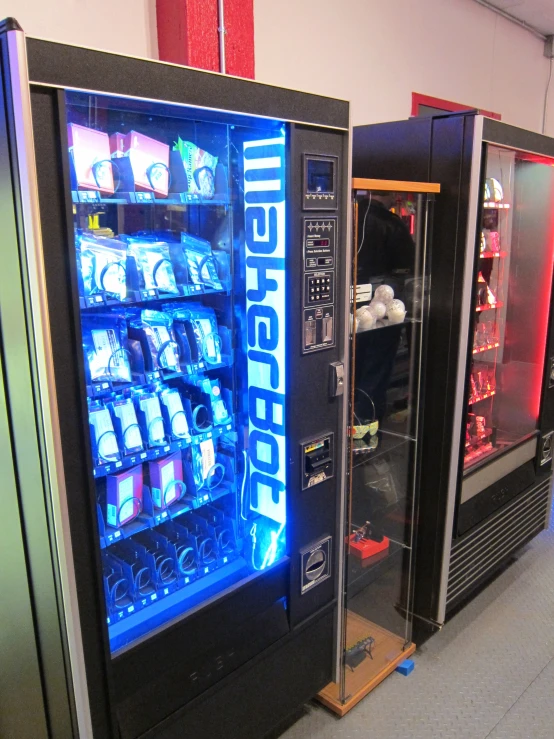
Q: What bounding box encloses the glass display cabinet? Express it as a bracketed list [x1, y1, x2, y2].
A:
[318, 179, 439, 715]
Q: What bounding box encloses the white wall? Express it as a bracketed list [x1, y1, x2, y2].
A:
[0, 0, 552, 137]
[254, 0, 554, 137]
[0, 0, 157, 58]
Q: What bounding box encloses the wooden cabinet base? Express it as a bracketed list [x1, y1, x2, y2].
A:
[316, 612, 416, 717]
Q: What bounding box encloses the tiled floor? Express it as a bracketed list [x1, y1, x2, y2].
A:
[277, 508, 554, 739]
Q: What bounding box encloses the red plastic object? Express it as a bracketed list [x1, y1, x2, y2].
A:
[349, 534, 389, 560]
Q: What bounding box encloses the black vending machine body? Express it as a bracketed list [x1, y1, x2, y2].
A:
[0, 20, 350, 738]
[353, 112, 554, 632]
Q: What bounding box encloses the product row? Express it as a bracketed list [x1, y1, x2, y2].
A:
[83, 306, 232, 395]
[469, 363, 496, 404]
[78, 231, 230, 308]
[89, 375, 233, 473]
[69, 123, 225, 201]
[96, 438, 236, 542]
[102, 503, 239, 623]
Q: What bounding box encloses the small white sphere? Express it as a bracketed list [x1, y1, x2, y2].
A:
[355, 305, 371, 318]
[357, 311, 376, 331]
[373, 284, 394, 304]
[368, 300, 387, 320]
[387, 299, 406, 324]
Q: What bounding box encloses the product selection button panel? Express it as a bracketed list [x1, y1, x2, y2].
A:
[304, 271, 334, 307]
[304, 217, 336, 271]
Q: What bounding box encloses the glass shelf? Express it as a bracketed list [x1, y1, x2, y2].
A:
[483, 202, 511, 209]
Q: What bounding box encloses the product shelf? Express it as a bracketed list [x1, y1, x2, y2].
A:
[476, 301, 504, 313]
[72, 190, 230, 207]
[483, 202, 511, 209]
[465, 427, 493, 448]
[468, 390, 496, 405]
[479, 251, 507, 259]
[473, 342, 500, 354]
[80, 283, 230, 312]
[93, 422, 234, 479]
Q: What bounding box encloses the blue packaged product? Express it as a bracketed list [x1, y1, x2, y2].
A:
[109, 397, 144, 454]
[180, 233, 223, 290]
[158, 386, 190, 440]
[82, 313, 132, 384]
[126, 238, 179, 295]
[78, 232, 127, 301]
[89, 401, 121, 464]
[133, 389, 167, 448]
[164, 302, 222, 366]
[127, 309, 180, 373]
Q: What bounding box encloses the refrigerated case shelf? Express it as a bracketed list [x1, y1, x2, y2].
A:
[469, 390, 496, 405]
[476, 301, 503, 313]
[483, 202, 510, 209]
[473, 342, 500, 354]
[465, 427, 493, 448]
[479, 251, 507, 259]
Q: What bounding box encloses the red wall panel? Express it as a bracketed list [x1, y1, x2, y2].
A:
[224, 0, 255, 79]
[157, 0, 255, 78]
[156, 0, 220, 72]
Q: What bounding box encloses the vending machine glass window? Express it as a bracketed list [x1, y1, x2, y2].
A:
[464, 145, 554, 471]
[64, 91, 288, 653]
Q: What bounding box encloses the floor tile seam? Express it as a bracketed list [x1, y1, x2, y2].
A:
[482, 654, 554, 739]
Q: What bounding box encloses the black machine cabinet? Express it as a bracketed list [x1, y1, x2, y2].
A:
[0, 19, 350, 738]
[353, 113, 554, 632]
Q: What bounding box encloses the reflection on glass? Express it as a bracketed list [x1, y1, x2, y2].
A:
[65, 91, 288, 653]
[464, 145, 554, 470]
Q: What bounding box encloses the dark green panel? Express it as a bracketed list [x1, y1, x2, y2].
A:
[0, 357, 48, 739]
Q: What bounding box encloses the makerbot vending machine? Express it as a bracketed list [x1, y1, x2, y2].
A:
[0, 20, 349, 738]
[353, 113, 554, 633]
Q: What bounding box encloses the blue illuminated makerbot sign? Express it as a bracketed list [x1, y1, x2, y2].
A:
[244, 134, 287, 526]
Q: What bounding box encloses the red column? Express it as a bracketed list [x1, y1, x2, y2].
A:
[156, 0, 255, 79]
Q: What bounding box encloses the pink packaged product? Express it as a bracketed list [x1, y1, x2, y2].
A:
[68, 123, 115, 194]
[149, 452, 185, 509]
[106, 465, 143, 528]
[122, 131, 170, 197]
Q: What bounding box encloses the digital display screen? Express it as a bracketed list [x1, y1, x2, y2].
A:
[306, 158, 334, 194]
[309, 238, 330, 247]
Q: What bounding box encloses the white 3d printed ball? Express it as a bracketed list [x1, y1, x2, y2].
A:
[357, 311, 376, 331]
[368, 300, 387, 320]
[387, 299, 406, 324]
[373, 284, 394, 304]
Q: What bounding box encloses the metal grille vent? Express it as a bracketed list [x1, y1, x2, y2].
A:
[447, 478, 551, 608]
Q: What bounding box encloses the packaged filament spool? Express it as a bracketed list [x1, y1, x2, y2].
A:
[106, 465, 143, 528]
[78, 233, 127, 302]
[149, 452, 186, 510]
[127, 309, 180, 373]
[89, 402, 121, 465]
[82, 314, 132, 385]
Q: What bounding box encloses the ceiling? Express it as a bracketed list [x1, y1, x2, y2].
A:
[482, 0, 554, 36]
